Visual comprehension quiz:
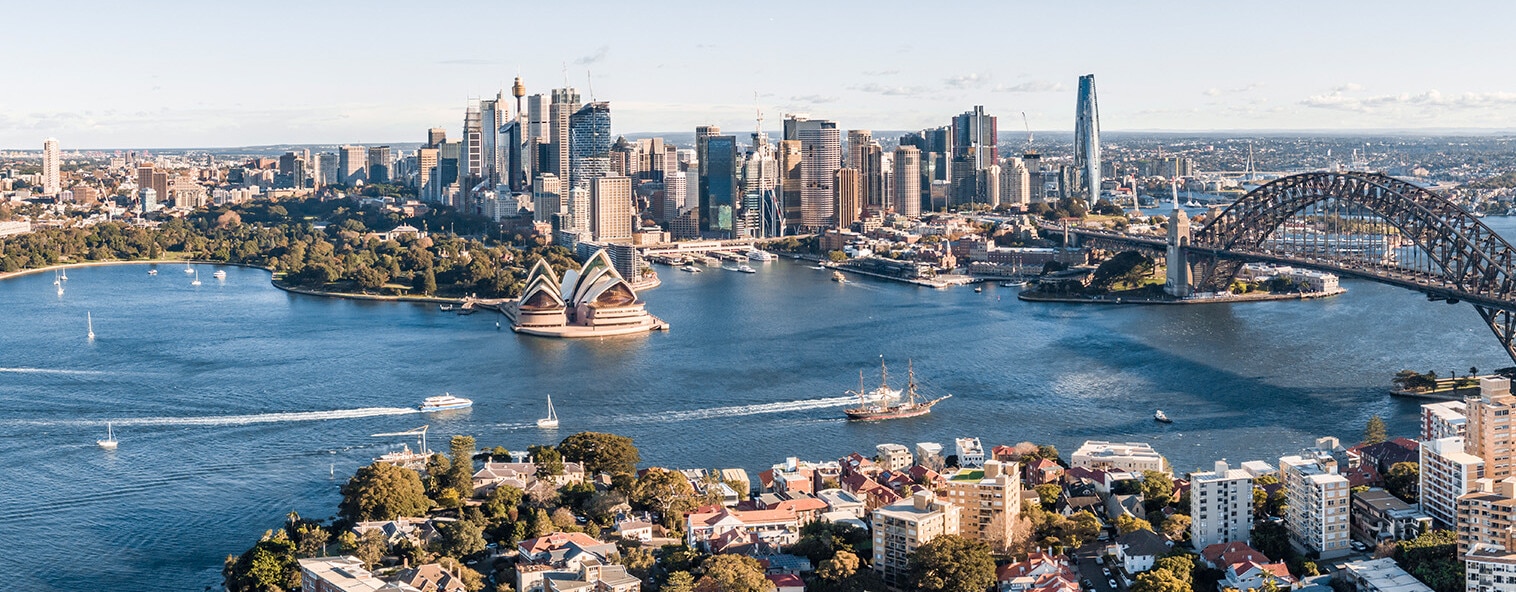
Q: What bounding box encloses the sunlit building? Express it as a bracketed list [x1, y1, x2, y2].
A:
[1074, 74, 1101, 204]
[507, 251, 665, 338]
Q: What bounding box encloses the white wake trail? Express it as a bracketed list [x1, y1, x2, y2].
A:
[0, 367, 106, 375]
[6, 407, 422, 428]
[621, 395, 859, 424]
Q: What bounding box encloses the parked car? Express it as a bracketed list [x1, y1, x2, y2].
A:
[1109, 580, 1119, 589]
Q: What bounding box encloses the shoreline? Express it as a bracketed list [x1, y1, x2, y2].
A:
[1018, 287, 1346, 305]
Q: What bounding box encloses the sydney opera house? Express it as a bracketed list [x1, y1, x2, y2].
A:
[505, 249, 667, 337]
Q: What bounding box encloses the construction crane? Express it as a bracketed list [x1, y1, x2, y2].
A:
[371, 425, 430, 456]
[1021, 112, 1036, 155]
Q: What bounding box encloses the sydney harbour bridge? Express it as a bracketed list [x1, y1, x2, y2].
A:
[1048, 171, 1516, 363]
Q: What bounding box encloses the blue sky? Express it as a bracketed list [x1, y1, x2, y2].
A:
[5, 0, 1516, 148]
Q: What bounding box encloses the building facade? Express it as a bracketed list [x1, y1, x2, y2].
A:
[1422, 436, 1484, 528]
[1190, 460, 1254, 550]
[1073, 74, 1101, 204]
[942, 460, 1021, 549]
[872, 491, 959, 587]
[1280, 451, 1352, 558]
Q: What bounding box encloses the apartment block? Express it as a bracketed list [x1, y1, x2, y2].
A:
[1458, 478, 1516, 558]
[941, 459, 1020, 549]
[1421, 436, 1484, 528]
[1468, 377, 1516, 480]
[1190, 460, 1254, 550]
[873, 490, 959, 587]
[1072, 441, 1170, 474]
[1280, 451, 1352, 558]
[1423, 400, 1468, 441]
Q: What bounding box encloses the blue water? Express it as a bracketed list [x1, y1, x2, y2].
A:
[5, 220, 1515, 589]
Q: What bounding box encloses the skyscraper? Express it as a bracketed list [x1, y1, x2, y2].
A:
[778, 140, 803, 230]
[950, 106, 998, 206]
[590, 175, 633, 242]
[835, 168, 861, 229]
[41, 138, 60, 195]
[1000, 157, 1030, 210]
[785, 115, 841, 231]
[548, 88, 582, 186]
[461, 102, 483, 190]
[367, 146, 392, 184]
[533, 173, 563, 224]
[1074, 74, 1101, 204]
[339, 145, 368, 186]
[743, 124, 781, 238]
[696, 125, 738, 236]
[893, 146, 921, 217]
[478, 92, 506, 186]
[568, 102, 612, 189]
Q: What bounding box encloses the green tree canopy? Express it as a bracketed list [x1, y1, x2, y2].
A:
[434, 518, 487, 559]
[908, 535, 996, 592]
[694, 554, 770, 592]
[1130, 565, 1193, 592]
[1386, 462, 1420, 503]
[1394, 530, 1461, 592]
[631, 467, 701, 529]
[530, 445, 565, 479]
[1364, 415, 1389, 445]
[558, 432, 641, 476]
[339, 462, 432, 522]
[1116, 514, 1154, 535]
[223, 530, 300, 592]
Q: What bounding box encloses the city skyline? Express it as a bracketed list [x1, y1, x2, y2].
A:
[7, 0, 1516, 148]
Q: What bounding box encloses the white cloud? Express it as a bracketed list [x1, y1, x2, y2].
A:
[943, 73, 989, 89]
[1203, 88, 1221, 97]
[850, 83, 925, 97]
[574, 46, 609, 65]
[993, 80, 1065, 93]
[1300, 89, 1516, 113]
[790, 95, 838, 104]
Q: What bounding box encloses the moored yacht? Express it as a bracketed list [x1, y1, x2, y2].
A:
[746, 250, 776, 262]
[419, 393, 474, 412]
[1154, 409, 1172, 423]
[97, 423, 118, 450]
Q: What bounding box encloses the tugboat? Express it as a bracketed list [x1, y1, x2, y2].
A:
[844, 360, 950, 421]
[1154, 409, 1173, 423]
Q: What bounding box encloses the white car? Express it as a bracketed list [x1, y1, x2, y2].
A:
[1109, 580, 1119, 589]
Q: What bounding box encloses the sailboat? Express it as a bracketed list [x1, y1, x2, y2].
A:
[536, 395, 560, 429]
[97, 423, 118, 450]
[191, 270, 201, 286]
[87, 312, 95, 341]
[53, 270, 61, 286]
[60, 269, 68, 282]
[183, 263, 194, 275]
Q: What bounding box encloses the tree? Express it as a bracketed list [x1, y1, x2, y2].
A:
[664, 571, 696, 592]
[1394, 530, 1461, 592]
[434, 518, 487, 559]
[1129, 567, 1192, 592]
[224, 530, 300, 592]
[908, 535, 996, 592]
[1252, 521, 1291, 560]
[1090, 251, 1156, 291]
[1068, 511, 1104, 547]
[482, 484, 524, 521]
[339, 462, 432, 523]
[1116, 514, 1154, 535]
[631, 467, 701, 529]
[558, 432, 641, 476]
[1386, 462, 1420, 503]
[694, 554, 769, 592]
[816, 549, 861, 583]
[527, 507, 554, 537]
[437, 557, 486, 592]
[1141, 470, 1176, 506]
[1364, 415, 1389, 445]
[1160, 514, 1192, 541]
[449, 435, 477, 499]
[530, 445, 564, 479]
[1035, 483, 1062, 509]
[414, 267, 437, 295]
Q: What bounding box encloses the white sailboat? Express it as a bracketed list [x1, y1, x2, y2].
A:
[184, 263, 194, 275]
[53, 270, 61, 286]
[536, 395, 560, 429]
[97, 423, 118, 450]
[60, 269, 68, 281]
[87, 312, 95, 341]
[191, 270, 201, 286]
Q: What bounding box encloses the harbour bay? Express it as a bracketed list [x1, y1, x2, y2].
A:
[5, 219, 1515, 589]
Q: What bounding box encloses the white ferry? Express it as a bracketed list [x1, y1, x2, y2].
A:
[212, 270, 227, 280]
[746, 250, 776, 262]
[419, 393, 474, 412]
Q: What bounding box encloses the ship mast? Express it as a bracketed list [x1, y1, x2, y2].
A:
[857, 370, 866, 404]
[879, 355, 889, 391]
[906, 359, 920, 404]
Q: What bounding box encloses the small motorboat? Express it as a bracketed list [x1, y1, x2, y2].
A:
[147, 269, 158, 276]
[212, 270, 227, 280]
[832, 271, 847, 282]
[680, 265, 702, 273]
[439, 304, 454, 311]
[736, 265, 757, 274]
[1154, 410, 1173, 423]
[974, 287, 983, 293]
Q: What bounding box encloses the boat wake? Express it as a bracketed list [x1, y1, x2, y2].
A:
[8, 407, 421, 428]
[0, 367, 106, 375]
[616, 395, 860, 424]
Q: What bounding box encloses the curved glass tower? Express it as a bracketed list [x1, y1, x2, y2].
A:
[1074, 74, 1101, 205]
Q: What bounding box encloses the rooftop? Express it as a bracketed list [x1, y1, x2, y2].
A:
[1342, 558, 1433, 592]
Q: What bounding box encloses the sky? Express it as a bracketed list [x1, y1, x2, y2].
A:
[5, 0, 1516, 149]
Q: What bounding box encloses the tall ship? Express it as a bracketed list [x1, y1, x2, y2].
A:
[844, 360, 950, 421]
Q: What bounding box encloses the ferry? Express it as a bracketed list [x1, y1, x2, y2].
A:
[212, 270, 227, 280]
[679, 265, 702, 273]
[419, 393, 473, 413]
[1154, 410, 1173, 423]
[736, 264, 757, 274]
[844, 360, 950, 421]
[747, 250, 776, 262]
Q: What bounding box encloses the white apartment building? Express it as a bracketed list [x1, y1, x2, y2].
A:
[1190, 460, 1254, 550]
[1420, 436, 1484, 528]
[872, 490, 959, 588]
[1468, 544, 1516, 592]
[875, 443, 913, 472]
[1072, 441, 1170, 474]
[1280, 451, 1352, 559]
[955, 437, 985, 468]
[1422, 400, 1468, 441]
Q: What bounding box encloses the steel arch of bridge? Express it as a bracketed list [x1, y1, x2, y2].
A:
[1190, 171, 1516, 362]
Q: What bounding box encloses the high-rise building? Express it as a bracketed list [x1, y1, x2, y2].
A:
[138, 187, 157, 213]
[663, 171, 687, 223]
[41, 138, 60, 195]
[568, 102, 612, 189]
[367, 146, 392, 184]
[1423, 400, 1467, 441]
[548, 88, 582, 186]
[696, 126, 738, 236]
[847, 130, 872, 170]
[479, 92, 507, 185]
[950, 106, 998, 206]
[978, 164, 1001, 208]
[590, 175, 633, 242]
[1074, 74, 1102, 204]
[427, 128, 447, 148]
[416, 148, 439, 194]
[339, 145, 368, 186]
[941, 460, 1020, 550]
[533, 174, 563, 225]
[872, 491, 959, 587]
[1001, 157, 1031, 210]
[461, 102, 484, 191]
[1421, 436, 1482, 528]
[778, 140, 803, 230]
[1470, 378, 1516, 481]
[834, 168, 861, 229]
[1458, 477, 1516, 558]
[1189, 460, 1254, 550]
[785, 116, 841, 231]
[893, 146, 921, 217]
[1280, 444, 1352, 559]
[742, 125, 781, 238]
[315, 153, 338, 188]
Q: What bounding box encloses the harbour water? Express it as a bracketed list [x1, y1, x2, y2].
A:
[6, 219, 1516, 589]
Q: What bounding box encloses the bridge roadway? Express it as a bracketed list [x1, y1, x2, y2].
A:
[1043, 221, 1516, 311]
